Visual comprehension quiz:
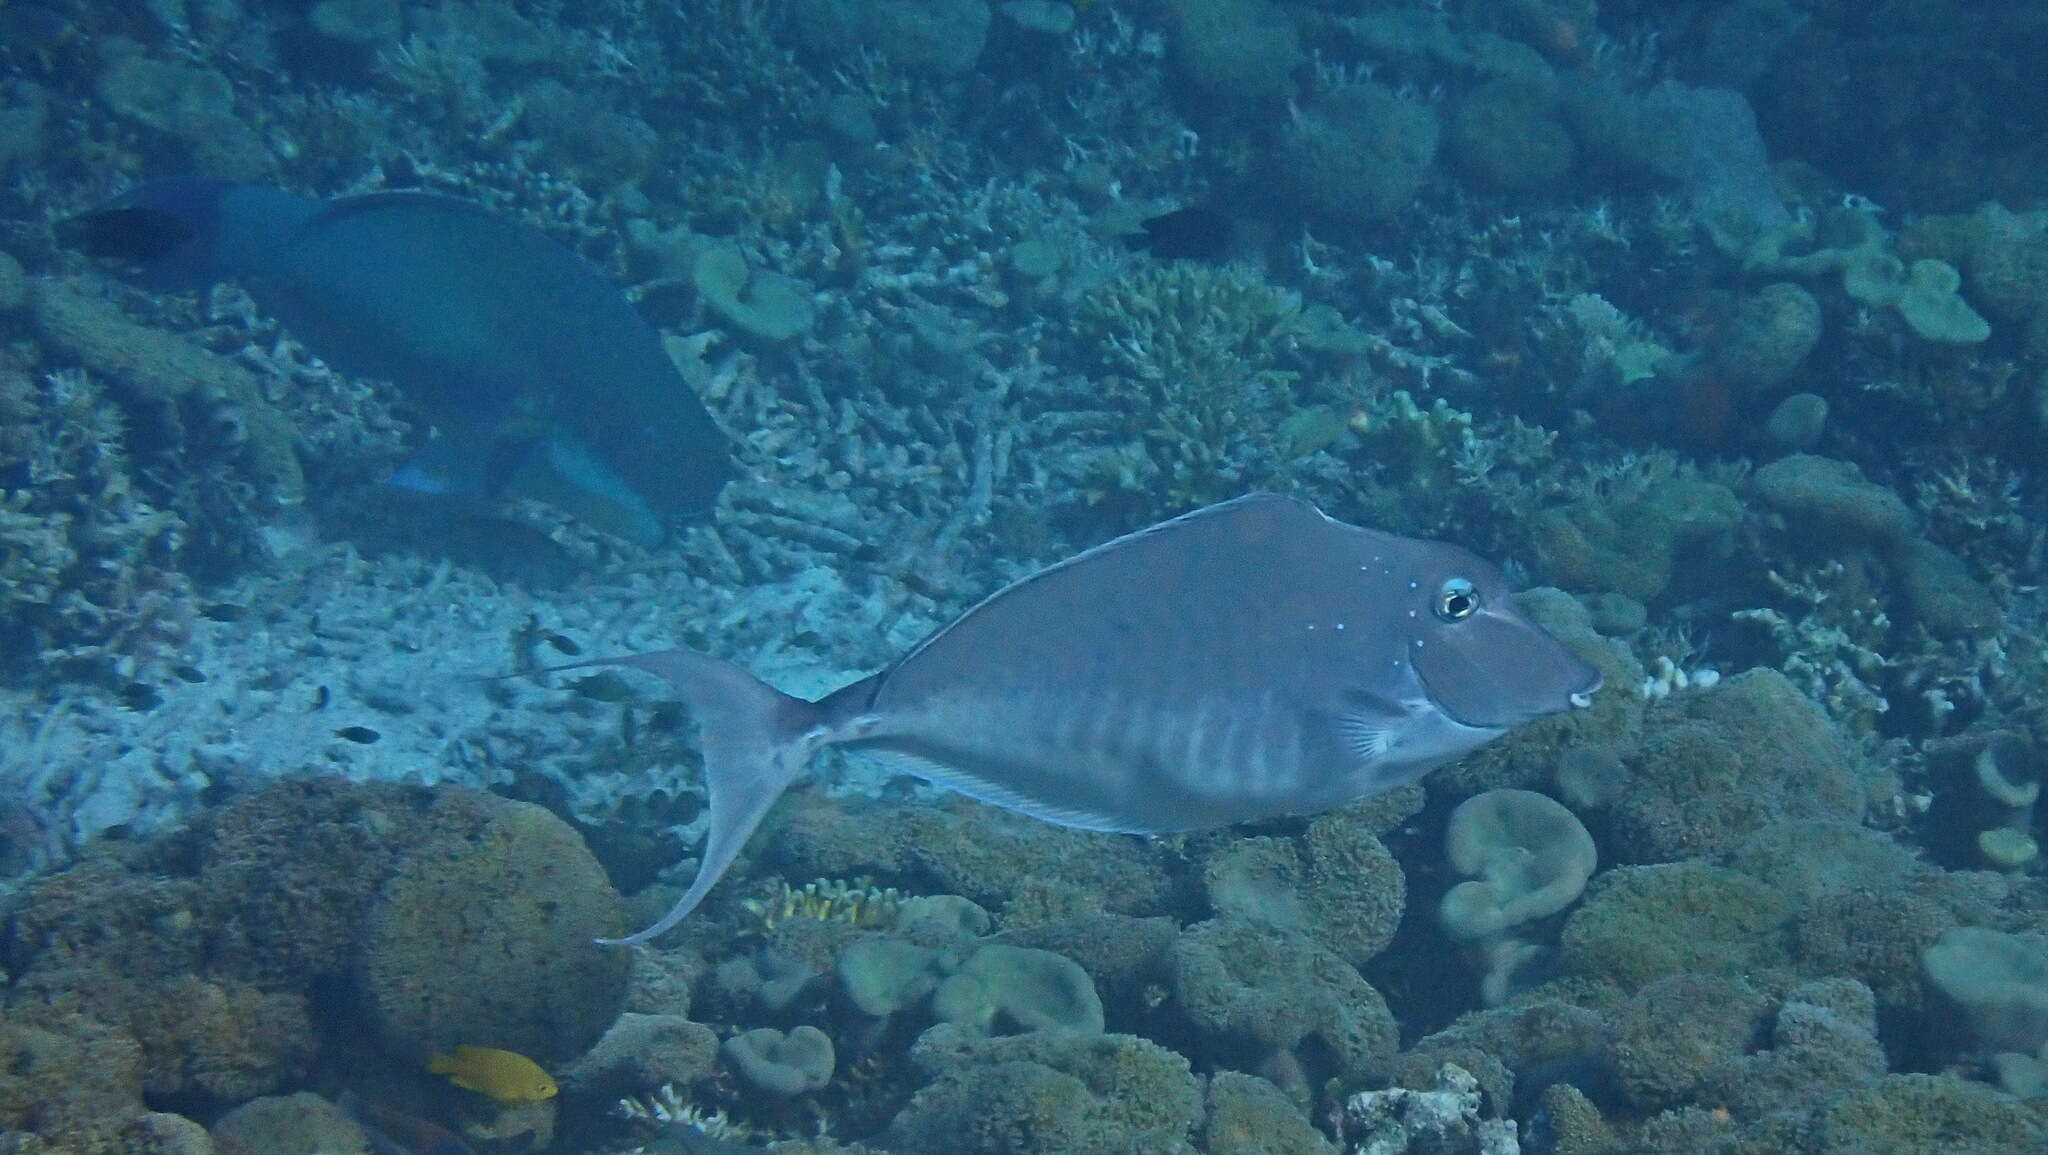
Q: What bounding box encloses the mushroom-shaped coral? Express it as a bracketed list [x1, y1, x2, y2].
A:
[721, 1025, 835, 1097]
[836, 937, 949, 1018]
[693, 243, 813, 343]
[1921, 927, 2048, 1054]
[1437, 789, 1597, 942]
[932, 944, 1104, 1036]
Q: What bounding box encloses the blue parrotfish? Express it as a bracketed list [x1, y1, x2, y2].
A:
[67, 180, 733, 542]
[569, 493, 1603, 946]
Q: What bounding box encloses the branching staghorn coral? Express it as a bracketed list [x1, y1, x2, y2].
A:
[1074, 262, 1307, 505]
[1734, 561, 1893, 735]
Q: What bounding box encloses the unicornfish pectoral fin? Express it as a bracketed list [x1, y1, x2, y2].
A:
[577, 649, 825, 946]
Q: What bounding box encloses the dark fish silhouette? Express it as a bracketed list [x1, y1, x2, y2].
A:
[576, 493, 1601, 945]
[1122, 204, 1237, 261]
[66, 180, 732, 542]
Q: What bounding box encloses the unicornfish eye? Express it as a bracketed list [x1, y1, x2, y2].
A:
[1435, 577, 1479, 622]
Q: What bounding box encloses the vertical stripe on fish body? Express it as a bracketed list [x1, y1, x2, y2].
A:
[575, 493, 1603, 946]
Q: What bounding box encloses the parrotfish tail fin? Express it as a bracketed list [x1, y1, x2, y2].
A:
[586, 649, 824, 947]
[63, 179, 317, 289]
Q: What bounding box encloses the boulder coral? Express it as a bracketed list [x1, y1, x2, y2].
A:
[1390, 998, 1608, 1116]
[1694, 979, 1889, 1122]
[1805, 1073, 2048, 1155]
[1, 776, 631, 1127]
[1201, 1071, 1337, 1155]
[558, 1012, 719, 1097]
[1710, 282, 1824, 393]
[356, 794, 630, 1064]
[990, 912, 1178, 1016]
[1609, 972, 1774, 1110]
[1169, 919, 1398, 1083]
[1527, 477, 1742, 602]
[209, 1092, 367, 1155]
[1559, 861, 1791, 991]
[1608, 669, 1870, 863]
[887, 1023, 1203, 1154]
[1167, 0, 1301, 121]
[1282, 82, 1440, 227]
[1791, 874, 2009, 1017]
[0, 1013, 147, 1143]
[1752, 454, 1915, 544]
[1201, 809, 1406, 967]
[1449, 77, 1576, 196]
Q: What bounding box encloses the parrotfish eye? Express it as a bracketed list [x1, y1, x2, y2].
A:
[1435, 577, 1480, 622]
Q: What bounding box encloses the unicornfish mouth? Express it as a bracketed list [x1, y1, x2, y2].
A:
[1569, 677, 1601, 710]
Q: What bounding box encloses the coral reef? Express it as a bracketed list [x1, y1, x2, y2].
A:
[1169, 919, 1399, 1085]
[1606, 669, 1873, 862]
[5, 1, 2048, 1152]
[1559, 861, 1792, 991]
[886, 1023, 1203, 1154]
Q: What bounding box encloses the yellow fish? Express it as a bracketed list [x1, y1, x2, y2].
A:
[427, 1045, 558, 1104]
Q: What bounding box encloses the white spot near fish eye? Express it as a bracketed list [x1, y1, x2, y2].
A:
[1407, 610, 1417, 618]
[1409, 580, 1420, 589]
[1306, 623, 1317, 630]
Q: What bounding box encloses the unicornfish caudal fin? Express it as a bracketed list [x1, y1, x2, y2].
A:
[583, 649, 824, 946]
